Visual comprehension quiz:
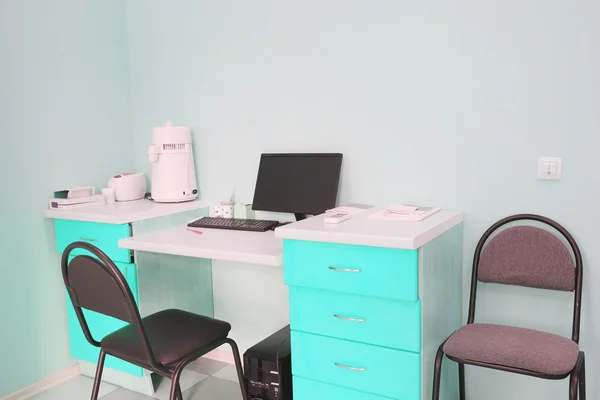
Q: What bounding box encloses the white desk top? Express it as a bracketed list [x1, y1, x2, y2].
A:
[118, 225, 283, 267]
[275, 208, 463, 250]
[116, 206, 461, 265]
[43, 199, 208, 224]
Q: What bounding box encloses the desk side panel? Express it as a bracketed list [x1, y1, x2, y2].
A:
[132, 208, 214, 318]
[135, 251, 214, 318]
[420, 223, 463, 400]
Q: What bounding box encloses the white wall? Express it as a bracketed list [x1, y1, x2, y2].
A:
[125, 1, 600, 398]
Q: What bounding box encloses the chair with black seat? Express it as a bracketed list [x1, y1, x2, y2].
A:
[61, 241, 249, 400]
[431, 214, 585, 400]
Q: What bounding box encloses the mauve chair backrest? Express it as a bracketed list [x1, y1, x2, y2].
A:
[478, 225, 575, 291]
[468, 214, 583, 342]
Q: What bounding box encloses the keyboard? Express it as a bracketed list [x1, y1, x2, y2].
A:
[187, 217, 280, 232]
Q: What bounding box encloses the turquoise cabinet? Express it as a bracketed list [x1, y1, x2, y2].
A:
[289, 286, 421, 352]
[282, 223, 463, 400]
[284, 240, 419, 301]
[291, 330, 421, 399]
[54, 220, 144, 377]
[293, 377, 395, 400]
[55, 219, 132, 263]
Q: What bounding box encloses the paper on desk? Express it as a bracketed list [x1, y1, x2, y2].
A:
[325, 205, 372, 216]
[383, 205, 418, 214]
[367, 205, 440, 221]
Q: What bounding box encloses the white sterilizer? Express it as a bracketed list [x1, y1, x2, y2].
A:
[148, 121, 198, 203]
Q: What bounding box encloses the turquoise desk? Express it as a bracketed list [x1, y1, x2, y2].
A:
[119, 206, 463, 400]
[276, 209, 463, 400]
[44, 199, 212, 395]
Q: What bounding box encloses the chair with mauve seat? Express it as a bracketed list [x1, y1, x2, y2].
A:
[61, 241, 249, 400]
[432, 214, 585, 400]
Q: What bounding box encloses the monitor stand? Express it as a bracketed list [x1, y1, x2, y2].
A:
[294, 213, 308, 221]
[271, 213, 310, 230]
[271, 214, 309, 230]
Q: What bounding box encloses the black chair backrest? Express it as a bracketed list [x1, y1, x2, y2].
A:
[61, 241, 161, 368]
[66, 255, 135, 322]
[467, 214, 583, 343]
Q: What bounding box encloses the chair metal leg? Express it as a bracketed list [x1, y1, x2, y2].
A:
[91, 350, 106, 400]
[176, 383, 183, 400]
[579, 353, 586, 400]
[432, 343, 445, 400]
[459, 363, 465, 400]
[170, 364, 186, 400]
[569, 364, 579, 400]
[227, 338, 249, 400]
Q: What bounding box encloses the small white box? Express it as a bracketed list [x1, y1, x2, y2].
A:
[234, 203, 255, 219]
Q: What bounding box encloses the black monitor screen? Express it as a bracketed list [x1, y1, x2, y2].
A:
[252, 153, 343, 215]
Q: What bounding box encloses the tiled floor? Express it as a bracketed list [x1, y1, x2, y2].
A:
[30, 359, 244, 400]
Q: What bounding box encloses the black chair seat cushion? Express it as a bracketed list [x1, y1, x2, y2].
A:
[443, 323, 579, 376]
[101, 309, 231, 367]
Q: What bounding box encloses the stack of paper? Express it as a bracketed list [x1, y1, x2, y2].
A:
[49, 194, 105, 210]
[325, 203, 374, 216]
[367, 205, 440, 222]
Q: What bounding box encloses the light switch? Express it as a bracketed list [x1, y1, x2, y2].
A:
[538, 157, 562, 180]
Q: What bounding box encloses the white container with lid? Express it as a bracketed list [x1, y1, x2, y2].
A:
[148, 121, 198, 203]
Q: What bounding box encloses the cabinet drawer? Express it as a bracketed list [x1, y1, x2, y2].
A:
[284, 240, 418, 301]
[66, 259, 143, 376]
[290, 287, 420, 352]
[291, 331, 420, 400]
[293, 376, 398, 400]
[55, 219, 131, 263]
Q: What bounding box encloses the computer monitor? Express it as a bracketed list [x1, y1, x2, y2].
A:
[252, 153, 343, 220]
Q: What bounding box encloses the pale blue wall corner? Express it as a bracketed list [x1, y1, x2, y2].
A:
[0, 0, 133, 396]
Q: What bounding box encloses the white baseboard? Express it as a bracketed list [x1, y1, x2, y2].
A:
[203, 349, 234, 365]
[0, 350, 235, 400]
[0, 352, 235, 400]
[1, 365, 80, 400]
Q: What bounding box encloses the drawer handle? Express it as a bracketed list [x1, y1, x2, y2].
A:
[328, 266, 361, 273]
[335, 362, 366, 371]
[334, 314, 365, 323]
[79, 237, 98, 242]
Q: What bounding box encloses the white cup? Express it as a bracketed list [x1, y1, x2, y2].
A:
[219, 201, 234, 218]
[101, 188, 116, 204]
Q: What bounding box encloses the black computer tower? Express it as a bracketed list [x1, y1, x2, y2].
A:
[243, 325, 292, 400]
